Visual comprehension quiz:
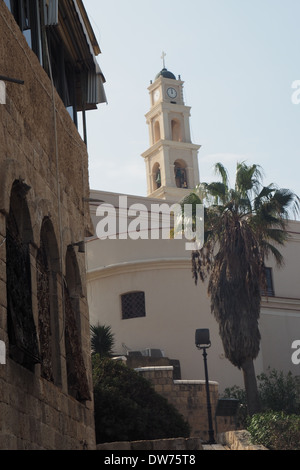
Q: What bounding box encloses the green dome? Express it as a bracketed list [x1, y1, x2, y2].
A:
[155, 68, 176, 80]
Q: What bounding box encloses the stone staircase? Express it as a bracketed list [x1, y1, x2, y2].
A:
[97, 431, 268, 451]
[202, 443, 230, 450]
[216, 430, 267, 450]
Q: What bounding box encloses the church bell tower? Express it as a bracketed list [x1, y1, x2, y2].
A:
[141, 54, 200, 201]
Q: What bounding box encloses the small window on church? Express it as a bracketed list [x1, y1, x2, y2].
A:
[121, 292, 146, 320]
[261, 267, 275, 296]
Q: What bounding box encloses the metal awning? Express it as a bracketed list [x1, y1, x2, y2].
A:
[43, 0, 59, 26]
[45, 0, 107, 108]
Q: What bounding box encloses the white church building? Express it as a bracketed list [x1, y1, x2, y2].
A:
[86, 65, 300, 392]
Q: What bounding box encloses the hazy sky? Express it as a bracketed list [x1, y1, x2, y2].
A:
[82, 0, 300, 217]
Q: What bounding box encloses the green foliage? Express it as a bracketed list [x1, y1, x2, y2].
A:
[257, 367, 300, 415]
[222, 368, 300, 449]
[221, 385, 248, 428]
[90, 324, 115, 357]
[223, 368, 300, 415]
[248, 412, 300, 450]
[92, 355, 190, 444]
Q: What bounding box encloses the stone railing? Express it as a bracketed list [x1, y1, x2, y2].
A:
[135, 366, 236, 440]
[97, 432, 268, 451]
[97, 437, 203, 451]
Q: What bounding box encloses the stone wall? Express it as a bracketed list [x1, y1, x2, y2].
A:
[136, 366, 236, 441]
[96, 432, 268, 451]
[0, 3, 95, 450]
[97, 437, 203, 451]
[218, 431, 268, 450]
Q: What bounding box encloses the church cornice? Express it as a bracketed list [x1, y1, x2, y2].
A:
[87, 257, 191, 280]
[167, 103, 191, 114]
[145, 102, 191, 121]
[141, 139, 201, 160]
[261, 296, 300, 313]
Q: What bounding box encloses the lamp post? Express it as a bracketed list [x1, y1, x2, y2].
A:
[195, 328, 215, 444]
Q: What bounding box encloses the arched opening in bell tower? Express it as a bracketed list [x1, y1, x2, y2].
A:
[174, 160, 188, 189]
[153, 120, 161, 143]
[152, 162, 161, 190]
[171, 119, 182, 142]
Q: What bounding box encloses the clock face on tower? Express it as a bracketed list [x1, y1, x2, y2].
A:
[167, 87, 177, 99]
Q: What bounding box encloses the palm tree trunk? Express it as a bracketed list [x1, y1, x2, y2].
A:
[242, 357, 261, 416]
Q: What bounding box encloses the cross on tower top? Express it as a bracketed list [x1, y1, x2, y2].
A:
[161, 51, 166, 69]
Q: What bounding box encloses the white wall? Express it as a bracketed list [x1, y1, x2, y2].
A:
[86, 190, 300, 392]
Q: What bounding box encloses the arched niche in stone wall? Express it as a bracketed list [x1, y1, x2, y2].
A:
[6, 179, 40, 369]
[64, 245, 90, 402]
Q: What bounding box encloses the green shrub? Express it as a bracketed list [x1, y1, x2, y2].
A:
[221, 385, 248, 428]
[248, 412, 300, 450]
[90, 324, 115, 357]
[222, 368, 300, 420]
[257, 368, 300, 415]
[223, 369, 300, 449]
[92, 355, 190, 444]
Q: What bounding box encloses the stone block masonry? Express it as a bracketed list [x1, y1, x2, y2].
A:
[0, 3, 95, 449]
[135, 366, 236, 440]
[97, 437, 204, 451]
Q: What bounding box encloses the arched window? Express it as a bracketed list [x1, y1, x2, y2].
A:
[153, 162, 161, 190]
[171, 119, 182, 142]
[64, 246, 90, 401]
[6, 180, 40, 370]
[37, 217, 61, 384]
[174, 161, 188, 189]
[154, 120, 161, 143]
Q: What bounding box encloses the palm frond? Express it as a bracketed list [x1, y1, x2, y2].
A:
[271, 189, 300, 219]
[235, 162, 264, 196]
[214, 162, 229, 187]
[259, 240, 285, 266]
[206, 182, 228, 204]
[90, 324, 115, 357]
[253, 185, 276, 212]
[180, 191, 202, 206]
[264, 227, 289, 245]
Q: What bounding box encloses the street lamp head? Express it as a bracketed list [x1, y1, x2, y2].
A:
[195, 328, 215, 444]
[195, 329, 211, 349]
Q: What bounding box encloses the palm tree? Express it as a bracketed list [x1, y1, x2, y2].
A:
[183, 162, 299, 415]
[90, 324, 115, 358]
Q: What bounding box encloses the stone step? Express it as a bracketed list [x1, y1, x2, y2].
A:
[202, 444, 229, 450]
